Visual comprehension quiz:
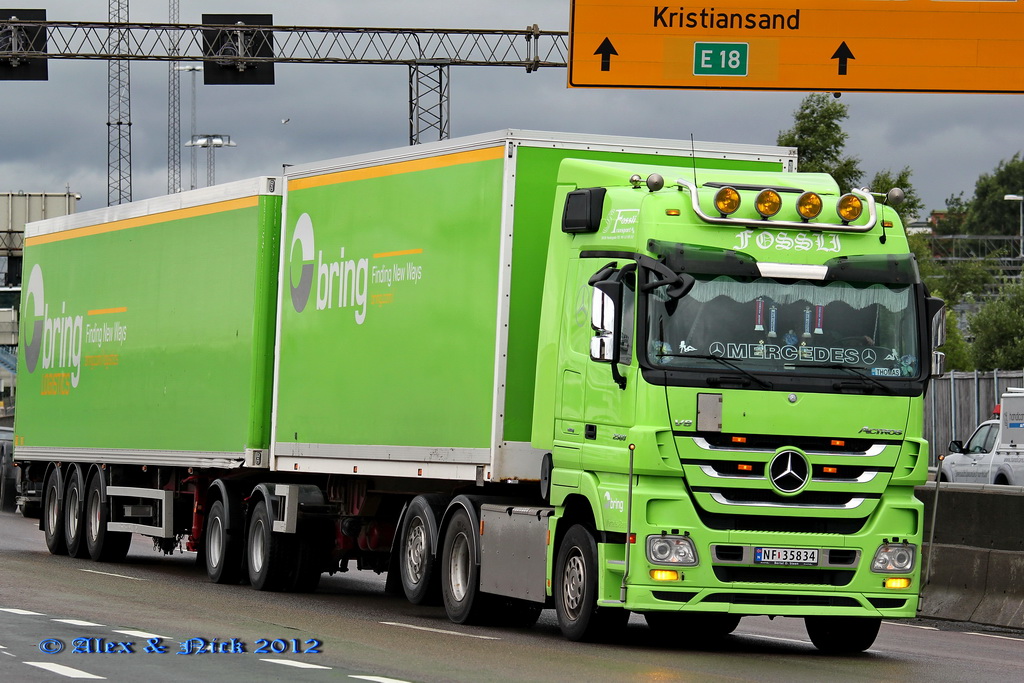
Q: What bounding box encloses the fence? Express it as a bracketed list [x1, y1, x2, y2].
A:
[924, 370, 1024, 466]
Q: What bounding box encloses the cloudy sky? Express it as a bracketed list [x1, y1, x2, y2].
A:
[2, 1, 1022, 219]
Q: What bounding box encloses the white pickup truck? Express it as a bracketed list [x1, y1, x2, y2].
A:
[940, 389, 1024, 485]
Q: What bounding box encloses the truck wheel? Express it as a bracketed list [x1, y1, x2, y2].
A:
[247, 499, 289, 591]
[205, 499, 243, 584]
[441, 507, 490, 624]
[63, 470, 90, 558]
[805, 616, 880, 654]
[554, 524, 628, 641]
[399, 496, 442, 604]
[43, 468, 67, 556]
[85, 473, 131, 562]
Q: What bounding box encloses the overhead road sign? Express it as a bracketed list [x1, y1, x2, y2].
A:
[569, 0, 1024, 94]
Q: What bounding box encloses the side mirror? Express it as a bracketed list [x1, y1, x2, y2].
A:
[588, 264, 632, 389]
[947, 440, 963, 454]
[926, 296, 946, 349]
[931, 350, 946, 378]
[590, 288, 617, 363]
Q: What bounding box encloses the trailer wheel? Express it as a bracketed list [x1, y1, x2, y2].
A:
[399, 496, 442, 605]
[247, 500, 289, 591]
[43, 468, 67, 556]
[63, 470, 90, 558]
[805, 616, 880, 654]
[85, 473, 131, 562]
[554, 524, 628, 642]
[205, 499, 243, 584]
[441, 507, 490, 624]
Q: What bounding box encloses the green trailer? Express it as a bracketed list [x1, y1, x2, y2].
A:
[15, 131, 945, 652]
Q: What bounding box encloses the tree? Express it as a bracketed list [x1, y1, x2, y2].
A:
[777, 93, 863, 193]
[941, 308, 974, 372]
[969, 282, 1024, 370]
[868, 166, 923, 225]
[963, 153, 1024, 236]
[907, 234, 995, 307]
[933, 192, 970, 236]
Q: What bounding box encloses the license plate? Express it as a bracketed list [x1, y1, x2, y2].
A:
[754, 547, 819, 566]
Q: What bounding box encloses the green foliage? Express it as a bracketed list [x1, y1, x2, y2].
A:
[907, 233, 994, 307]
[777, 93, 863, 193]
[963, 153, 1024, 236]
[969, 282, 1024, 371]
[934, 193, 970, 235]
[868, 166, 924, 225]
[940, 308, 973, 371]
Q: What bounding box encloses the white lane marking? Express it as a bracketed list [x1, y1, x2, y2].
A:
[0, 608, 44, 615]
[380, 621, 500, 640]
[261, 659, 332, 670]
[966, 632, 1024, 642]
[3, 652, 16, 657]
[77, 569, 146, 581]
[884, 621, 938, 630]
[350, 676, 413, 683]
[52, 619, 105, 627]
[24, 662, 105, 679]
[737, 633, 810, 646]
[112, 630, 167, 640]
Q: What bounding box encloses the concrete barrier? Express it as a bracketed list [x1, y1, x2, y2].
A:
[917, 484, 1024, 629]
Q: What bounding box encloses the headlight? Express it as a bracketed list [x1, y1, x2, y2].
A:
[871, 542, 916, 573]
[646, 535, 698, 566]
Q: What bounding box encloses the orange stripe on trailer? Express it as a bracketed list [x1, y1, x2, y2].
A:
[25, 196, 260, 246]
[373, 248, 424, 259]
[288, 146, 505, 191]
[87, 307, 128, 316]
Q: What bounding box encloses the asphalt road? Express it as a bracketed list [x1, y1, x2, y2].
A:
[1, 509, 1021, 682]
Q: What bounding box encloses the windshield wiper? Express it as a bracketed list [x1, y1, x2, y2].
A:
[656, 353, 773, 389]
[786, 363, 895, 394]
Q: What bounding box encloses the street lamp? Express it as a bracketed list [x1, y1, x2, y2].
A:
[1004, 193, 1024, 259]
[186, 134, 236, 187]
[175, 64, 203, 190]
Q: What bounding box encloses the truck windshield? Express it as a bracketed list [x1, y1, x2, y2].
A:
[647, 275, 920, 381]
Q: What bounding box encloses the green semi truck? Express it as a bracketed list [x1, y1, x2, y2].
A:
[15, 131, 945, 653]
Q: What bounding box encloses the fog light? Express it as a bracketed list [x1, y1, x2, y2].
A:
[755, 189, 782, 218]
[650, 569, 680, 581]
[797, 191, 823, 220]
[837, 194, 863, 223]
[714, 187, 741, 216]
[884, 577, 912, 589]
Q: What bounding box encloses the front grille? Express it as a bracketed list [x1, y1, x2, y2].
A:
[697, 487, 875, 508]
[695, 432, 888, 454]
[713, 566, 855, 586]
[697, 510, 868, 534]
[703, 593, 861, 607]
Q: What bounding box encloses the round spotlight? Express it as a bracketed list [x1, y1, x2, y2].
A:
[714, 187, 741, 215]
[797, 192, 823, 220]
[755, 189, 782, 218]
[837, 194, 864, 223]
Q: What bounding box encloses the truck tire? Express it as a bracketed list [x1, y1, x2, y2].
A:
[205, 499, 243, 584]
[247, 499, 290, 591]
[441, 507, 490, 624]
[64, 469, 90, 559]
[85, 473, 131, 562]
[399, 496, 443, 605]
[805, 616, 880, 654]
[43, 468, 67, 556]
[554, 524, 628, 642]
